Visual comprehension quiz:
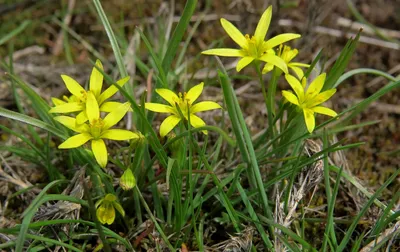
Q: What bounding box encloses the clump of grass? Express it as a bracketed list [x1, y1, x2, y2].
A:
[0, 1, 400, 251]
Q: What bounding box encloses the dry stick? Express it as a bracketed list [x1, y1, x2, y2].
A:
[359, 220, 400, 252]
[52, 0, 76, 56]
[336, 17, 400, 39]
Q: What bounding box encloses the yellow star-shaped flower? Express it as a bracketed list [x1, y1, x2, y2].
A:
[145, 82, 222, 137]
[282, 73, 337, 133]
[54, 100, 140, 168]
[49, 59, 130, 124]
[202, 6, 300, 72]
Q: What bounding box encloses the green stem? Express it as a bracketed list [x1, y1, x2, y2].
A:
[135, 187, 175, 250]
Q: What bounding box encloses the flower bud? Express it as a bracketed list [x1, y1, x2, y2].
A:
[119, 169, 136, 191]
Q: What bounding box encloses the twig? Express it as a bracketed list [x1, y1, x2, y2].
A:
[52, 0, 76, 56]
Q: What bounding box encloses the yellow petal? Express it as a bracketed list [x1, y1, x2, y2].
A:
[113, 202, 125, 217]
[285, 74, 304, 101]
[290, 62, 310, 68]
[98, 76, 130, 104]
[186, 82, 204, 103]
[263, 33, 301, 50]
[159, 115, 181, 138]
[259, 54, 288, 74]
[155, 88, 179, 106]
[76, 111, 88, 125]
[189, 114, 207, 134]
[54, 116, 89, 133]
[51, 97, 65, 106]
[145, 103, 174, 113]
[262, 63, 274, 74]
[96, 203, 115, 225]
[86, 92, 100, 123]
[100, 101, 124, 112]
[303, 108, 315, 133]
[220, 18, 247, 49]
[312, 106, 337, 117]
[102, 102, 130, 130]
[236, 57, 254, 72]
[307, 89, 336, 107]
[91, 139, 108, 168]
[306, 73, 326, 98]
[49, 103, 84, 114]
[90, 59, 104, 98]
[191, 101, 222, 113]
[282, 90, 299, 105]
[288, 66, 304, 79]
[254, 6, 272, 44]
[201, 48, 244, 57]
[59, 133, 93, 149]
[61, 75, 85, 98]
[101, 129, 139, 140]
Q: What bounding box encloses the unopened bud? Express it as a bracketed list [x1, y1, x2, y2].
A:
[119, 169, 136, 191]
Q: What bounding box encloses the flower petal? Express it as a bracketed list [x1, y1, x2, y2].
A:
[312, 106, 337, 117]
[186, 82, 204, 103]
[254, 6, 272, 44]
[263, 33, 301, 50]
[113, 202, 125, 217]
[236, 57, 254, 72]
[262, 63, 274, 74]
[303, 108, 315, 133]
[90, 59, 104, 98]
[201, 48, 244, 57]
[100, 101, 124, 112]
[145, 103, 174, 113]
[259, 54, 288, 73]
[220, 18, 247, 49]
[189, 114, 207, 134]
[306, 73, 326, 98]
[290, 62, 310, 68]
[51, 97, 65, 106]
[54, 116, 89, 133]
[96, 203, 115, 225]
[59, 133, 93, 149]
[285, 74, 304, 101]
[288, 66, 305, 79]
[282, 91, 299, 105]
[86, 91, 100, 123]
[101, 129, 140, 140]
[91, 139, 108, 168]
[159, 115, 181, 138]
[155, 88, 179, 106]
[49, 103, 84, 114]
[307, 89, 337, 107]
[191, 101, 222, 113]
[102, 102, 131, 130]
[76, 111, 88, 124]
[61, 75, 85, 98]
[98, 76, 130, 104]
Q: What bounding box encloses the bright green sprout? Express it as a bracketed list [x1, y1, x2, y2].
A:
[282, 73, 338, 133]
[119, 169, 136, 190]
[262, 45, 310, 78]
[145, 82, 222, 138]
[49, 59, 130, 124]
[95, 194, 125, 225]
[201, 6, 300, 72]
[54, 101, 140, 168]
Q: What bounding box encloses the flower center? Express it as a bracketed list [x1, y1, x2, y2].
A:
[173, 92, 192, 117]
[79, 90, 88, 103]
[90, 118, 104, 138]
[245, 34, 266, 58]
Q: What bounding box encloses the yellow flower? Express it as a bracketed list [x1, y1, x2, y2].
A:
[95, 194, 125, 225]
[54, 101, 140, 168]
[145, 82, 221, 137]
[49, 59, 130, 124]
[262, 45, 310, 78]
[201, 6, 300, 72]
[282, 73, 337, 133]
[119, 169, 136, 190]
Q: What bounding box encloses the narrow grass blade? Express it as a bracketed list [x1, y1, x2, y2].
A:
[0, 20, 31, 46]
[161, 0, 197, 74]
